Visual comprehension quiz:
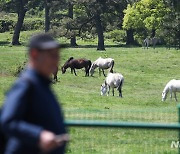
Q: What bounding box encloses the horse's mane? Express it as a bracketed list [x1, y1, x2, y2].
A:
[63, 57, 74, 68]
[163, 81, 171, 93]
[67, 57, 74, 62]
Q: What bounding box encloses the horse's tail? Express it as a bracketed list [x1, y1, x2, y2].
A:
[88, 60, 92, 70]
[118, 76, 124, 91]
[109, 60, 114, 73]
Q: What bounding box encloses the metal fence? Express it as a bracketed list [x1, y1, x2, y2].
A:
[65, 105, 180, 154]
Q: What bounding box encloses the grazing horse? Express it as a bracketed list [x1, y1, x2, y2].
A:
[101, 73, 124, 97]
[162, 79, 180, 102]
[143, 38, 151, 49]
[143, 37, 160, 49]
[89, 57, 114, 77]
[61, 57, 91, 76]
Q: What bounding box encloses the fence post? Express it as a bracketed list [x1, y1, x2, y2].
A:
[178, 105, 180, 154]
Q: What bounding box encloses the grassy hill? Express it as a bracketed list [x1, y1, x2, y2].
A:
[0, 32, 179, 153]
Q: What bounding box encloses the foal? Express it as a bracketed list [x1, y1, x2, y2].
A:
[61, 57, 92, 76]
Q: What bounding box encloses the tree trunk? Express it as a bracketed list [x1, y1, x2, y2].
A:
[68, 2, 78, 46]
[12, 1, 26, 45]
[95, 14, 105, 50]
[45, 0, 50, 32]
[126, 29, 135, 45]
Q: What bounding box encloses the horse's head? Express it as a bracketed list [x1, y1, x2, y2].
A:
[162, 91, 167, 101]
[61, 67, 66, 74]
[101, 83, 107, 96]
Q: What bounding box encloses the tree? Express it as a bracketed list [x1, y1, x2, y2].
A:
[103, 0, 137, 45]
[123, 0, 170, 38]
[12, 0, 28, 45]
[76, 0, 106, 50]
[0, 0, 43, 45]
[95, 13, 105, 50]
[162, 0, 180, 48]
[44, 0, 50, 32]
[68, 2, 78, 46]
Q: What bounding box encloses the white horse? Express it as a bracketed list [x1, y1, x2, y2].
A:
[143, 38, 151, 49]
[101, 73, 124, 97]
[143, 37, 160, 49]
[89, 57, 114, 77]
[162, 79, 180, 102]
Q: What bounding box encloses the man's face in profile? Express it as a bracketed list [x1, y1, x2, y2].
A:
[31, 48, 60, 75]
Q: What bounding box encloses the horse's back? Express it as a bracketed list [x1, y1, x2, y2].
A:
[167, 79, 180, 90]
[106, 73, 123, 87]
[171, 79, 180, 86]
[96, 58, 114, 68]
[69, 58, 91, 69]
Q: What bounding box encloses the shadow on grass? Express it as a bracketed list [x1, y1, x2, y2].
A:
[0, 41, 10, 46]
[64, 44, 142, 48]
[58, 44, 142, 51]
[0, 42, 146, 49]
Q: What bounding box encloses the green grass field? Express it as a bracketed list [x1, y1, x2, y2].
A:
[0, 32, 180, 153]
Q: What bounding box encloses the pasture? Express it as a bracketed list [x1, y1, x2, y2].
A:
[0, 32, 180, 153]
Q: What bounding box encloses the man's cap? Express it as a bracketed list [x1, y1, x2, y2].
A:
[28, 33, 61, 50]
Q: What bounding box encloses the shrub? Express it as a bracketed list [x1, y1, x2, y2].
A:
[22, 18, 44, 31]
[0, 14, 44, 32]
[105, 30, 126, 43]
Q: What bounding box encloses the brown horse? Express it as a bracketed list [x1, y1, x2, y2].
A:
[61, 57, 92, 76]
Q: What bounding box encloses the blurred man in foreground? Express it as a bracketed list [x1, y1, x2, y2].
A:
[0, 34, 69, 154]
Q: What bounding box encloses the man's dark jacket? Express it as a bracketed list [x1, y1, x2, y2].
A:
[0, 109, 6, 154]
[0, 68, 67, 154]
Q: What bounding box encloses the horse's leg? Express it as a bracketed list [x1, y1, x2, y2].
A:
[99, 68, 101, 76]
[144, 42, 146, 49]
[170, 90, 172, 101]
[86, 67, 89, 76]
[102, 69, 106, 77]
[174, 92, 178, 102]
[71, 68, 73, 74]
[54, 74, 58, 82]
[112, 88, 114, 96]
[73, 69, 77, 76]
[107, 86, 110, 96]
[85, 67, 88, 77]
[110, 61, 114, 73]
[119, 88, 122, 97]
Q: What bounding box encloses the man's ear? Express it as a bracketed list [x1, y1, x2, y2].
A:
[30, 49, 39, 59]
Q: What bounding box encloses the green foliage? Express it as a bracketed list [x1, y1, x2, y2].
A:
[105, 29, 126, 43]
[0, 32, 180, 152]
[0, 13, 44, 32]
[0, 12, 16, 32]
[123, 0, 171, 31]
[134, 30, 146, 45]
[22, 18, 44, 31]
